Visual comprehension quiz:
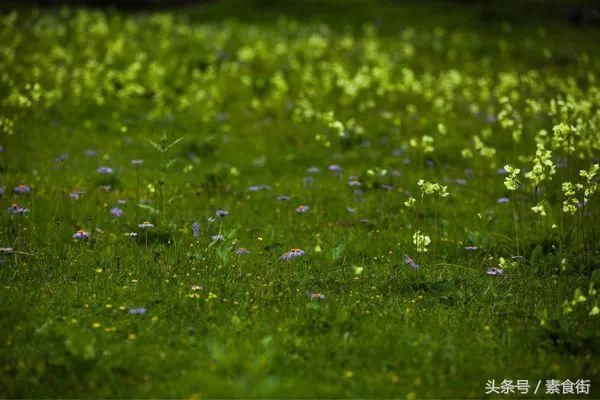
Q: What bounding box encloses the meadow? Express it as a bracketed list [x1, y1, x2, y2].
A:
[1, 0, 600, 397]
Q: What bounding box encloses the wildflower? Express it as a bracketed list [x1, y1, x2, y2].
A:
[412, 230, 431, 253]
[110, 207, 124, 218]
[236, 248, 250, 255]
[191, 285, 203, 291]
[131, 159, 144, 166]
[0, 187, 4, 196]
[496, 197, 510, 204]
[192, 222, 200, 237]
[531, 201, 547, 216]
[486, 267, 504, 276]
[0, 248, 14, 255]
[404, 196, 416, 208]
[303, 176, 314, 186]
[295, 205, 310, 214]
[248, 184, 271, 192]
[128, 307, 147, 315]
[207, 216, 215, 223]
[280, 248, 305, 260]
[418, 180, 449, 197]
[403, 254, 420, 269]
[69, 191, 84, 200]
[328, 164, 343, 174]
[138, 221, 154, 229]
[307, 166, 320, 173]
[346, 207, 356, 213]
[464, 246, 479, 251]
[277, 195, 291, 201]
[503, 164, 520, 191]
[72, 230, 90, 239]
[455, 178, 467, 185]
[552, 123, 577, 154]
[305, 291, 326, 301]
[99, 185, 112, 192]
[96, 166, 113, 174]
[129, 232, 138, 238]
[117, 199, 126, 205]
[211, 234, 225, 241]
[8, 204, 29, 215]
[348, 180, 361, 187]
[13, 185, 31, 194]
[216, 209, 229, 218]
[525, 143, 556, 186]
[380, 184, 394, 191]
[55, 153, 68, 163]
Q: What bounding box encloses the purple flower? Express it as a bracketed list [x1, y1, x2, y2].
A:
[0, 187, 5, 196]
[328, 164, 342, 174]
[295, 205, 310, 214]
[8, 204, 29, 215]
[497, 167, 507, 175]
[486, 267, 504, 276]
[13, 185, 31, 194]
[131, 159, 144, 166]
[496, 197, 510, 204]
[96, 166, 113, 174]
[280, 248, 305, 260]
[236, 248, 250, 255]
[110, 207, 124, 218]
[72, 230, 90, 239]
[403, 254, 420, 269]
[464, 246, 479, 251]
[216, 209, 229, 218]
[69, 191, 84, 200]
[380, 184, 394, 191]
[486, 114, 498, 123]
[248, 184, 271, 192]
[303, 176, 314, 186]
[192, 222, 200, 237]
[305, 291, 326, 301]
[128, 307, 147, 315]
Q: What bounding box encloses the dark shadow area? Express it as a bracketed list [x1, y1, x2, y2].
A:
[1, 0, 599, 30]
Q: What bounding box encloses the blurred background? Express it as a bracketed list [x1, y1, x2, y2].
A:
[1, 0, 599, 29]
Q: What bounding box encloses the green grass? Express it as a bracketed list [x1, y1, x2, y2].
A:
[1, 0, 600, 397]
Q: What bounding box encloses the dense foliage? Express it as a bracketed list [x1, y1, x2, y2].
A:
[1, 1, 599, 397]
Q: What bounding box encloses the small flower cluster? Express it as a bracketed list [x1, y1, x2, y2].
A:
[280, 248, 305, 260]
